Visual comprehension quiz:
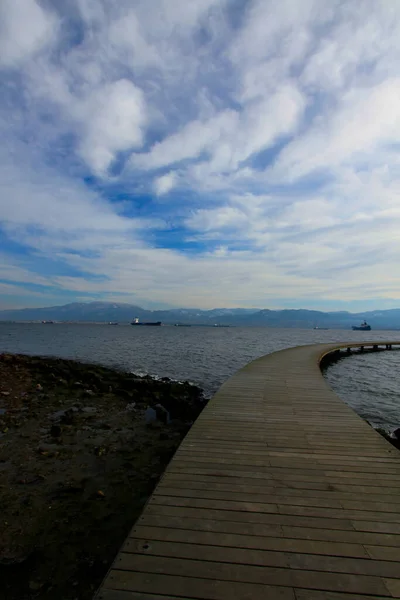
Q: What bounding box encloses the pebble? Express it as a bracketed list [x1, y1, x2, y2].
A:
[29, 581, 42, 591]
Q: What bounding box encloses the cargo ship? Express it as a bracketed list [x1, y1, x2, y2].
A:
[352, 320, 371, 331]
[131, 317, 162, 326]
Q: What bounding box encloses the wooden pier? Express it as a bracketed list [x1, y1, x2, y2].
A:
[95, 341, 400, 599]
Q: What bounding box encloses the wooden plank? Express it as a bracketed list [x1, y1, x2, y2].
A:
[180, 447, 393, 458]
[354, 521, 400, 535]
[384, 578, 400, 597]
[128, 525, 369, 559]
[114, 554, 390, 596]
[97, 592, 178, 600]
[295, 591, 390, 600]
[138, 513, 400, 549]
[150, 495, 400, 524]
[95, 341, 400, 599]
[365, 546, 400, 561]
[144, 503, 356, 531]
[167, 465, 400, 487]
[103, 571, 295, 599]
[154, 487, 344, 509]
[176, 448, 398, 463]
[123, 537, 400, 578]
[159, 477, 400, 504]
[169, 461, 400, 481]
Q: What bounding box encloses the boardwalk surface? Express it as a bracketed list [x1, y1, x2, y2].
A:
[96, 342, 400, 599]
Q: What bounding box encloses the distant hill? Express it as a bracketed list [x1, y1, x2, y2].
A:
[1, 301, 400, 329]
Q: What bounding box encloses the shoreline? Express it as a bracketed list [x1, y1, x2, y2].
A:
[0, 353, 206, 600]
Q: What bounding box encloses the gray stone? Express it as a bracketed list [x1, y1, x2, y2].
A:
[145, 406, 157, 424]
[155, 403, 170, 424]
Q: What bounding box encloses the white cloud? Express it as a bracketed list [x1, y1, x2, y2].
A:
[1, 0, 400, 310]
[0, 257, 52, 287]
[271, 78, 400, 181]
[186, 206, 246, 231]
[0, 148, 132, 236]
[0, 0, 58, 67]
[153, 172, 177, 195]
[133, 110, 239, 170]
[134, 83, 305, 186]
[78, 79, 146, 174]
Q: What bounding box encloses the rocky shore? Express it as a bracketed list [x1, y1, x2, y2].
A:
[0, 353, 206, 599]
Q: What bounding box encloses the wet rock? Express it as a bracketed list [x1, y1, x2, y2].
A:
[1, 391, 10, 396]
[125, 402, 136, 412]
[61, 410, 77, 425]
[50, 407, 79, 423]
[37, 443, 60, 453]
[115, 388, 133, 400]
[393, 428, 400, 439]
[155, 404, 170, 424]
[147, 420, 163, 430]
[53, 483, 84, 495]
[36, 384, 43, 391]
[97, 422, 111, 430]
[50, 424, 62, 438]
[82, 406, 97, 414]
[169, 418, 190, 432]
[84, 389, 95, 396]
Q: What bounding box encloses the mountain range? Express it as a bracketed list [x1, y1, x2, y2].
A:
[1, 301, 400, 329]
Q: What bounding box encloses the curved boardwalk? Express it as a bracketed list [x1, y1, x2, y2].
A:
[96, 342, 400, 600]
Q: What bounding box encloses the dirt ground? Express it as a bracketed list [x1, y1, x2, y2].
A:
[0, 353, 206, 599]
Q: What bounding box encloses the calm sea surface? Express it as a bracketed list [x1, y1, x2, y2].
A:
[1, 323, 399, 431]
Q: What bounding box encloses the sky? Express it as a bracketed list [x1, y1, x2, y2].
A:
[1, 0, 400, 311]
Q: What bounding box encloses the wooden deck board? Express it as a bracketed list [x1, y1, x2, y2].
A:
[94, 341, 400, 599]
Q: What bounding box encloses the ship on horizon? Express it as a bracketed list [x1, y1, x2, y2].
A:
[131, 317, 162, 326]
[352, 320, 371, 331]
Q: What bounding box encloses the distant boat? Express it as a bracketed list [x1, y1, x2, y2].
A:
[314, 326, 329, 330]
[352, 320, 371, 331]
[131, 317, 162, 326]
[174, 324, 191, 327]
[42, 320, 54, 324]
[109, 322, 118, 325]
